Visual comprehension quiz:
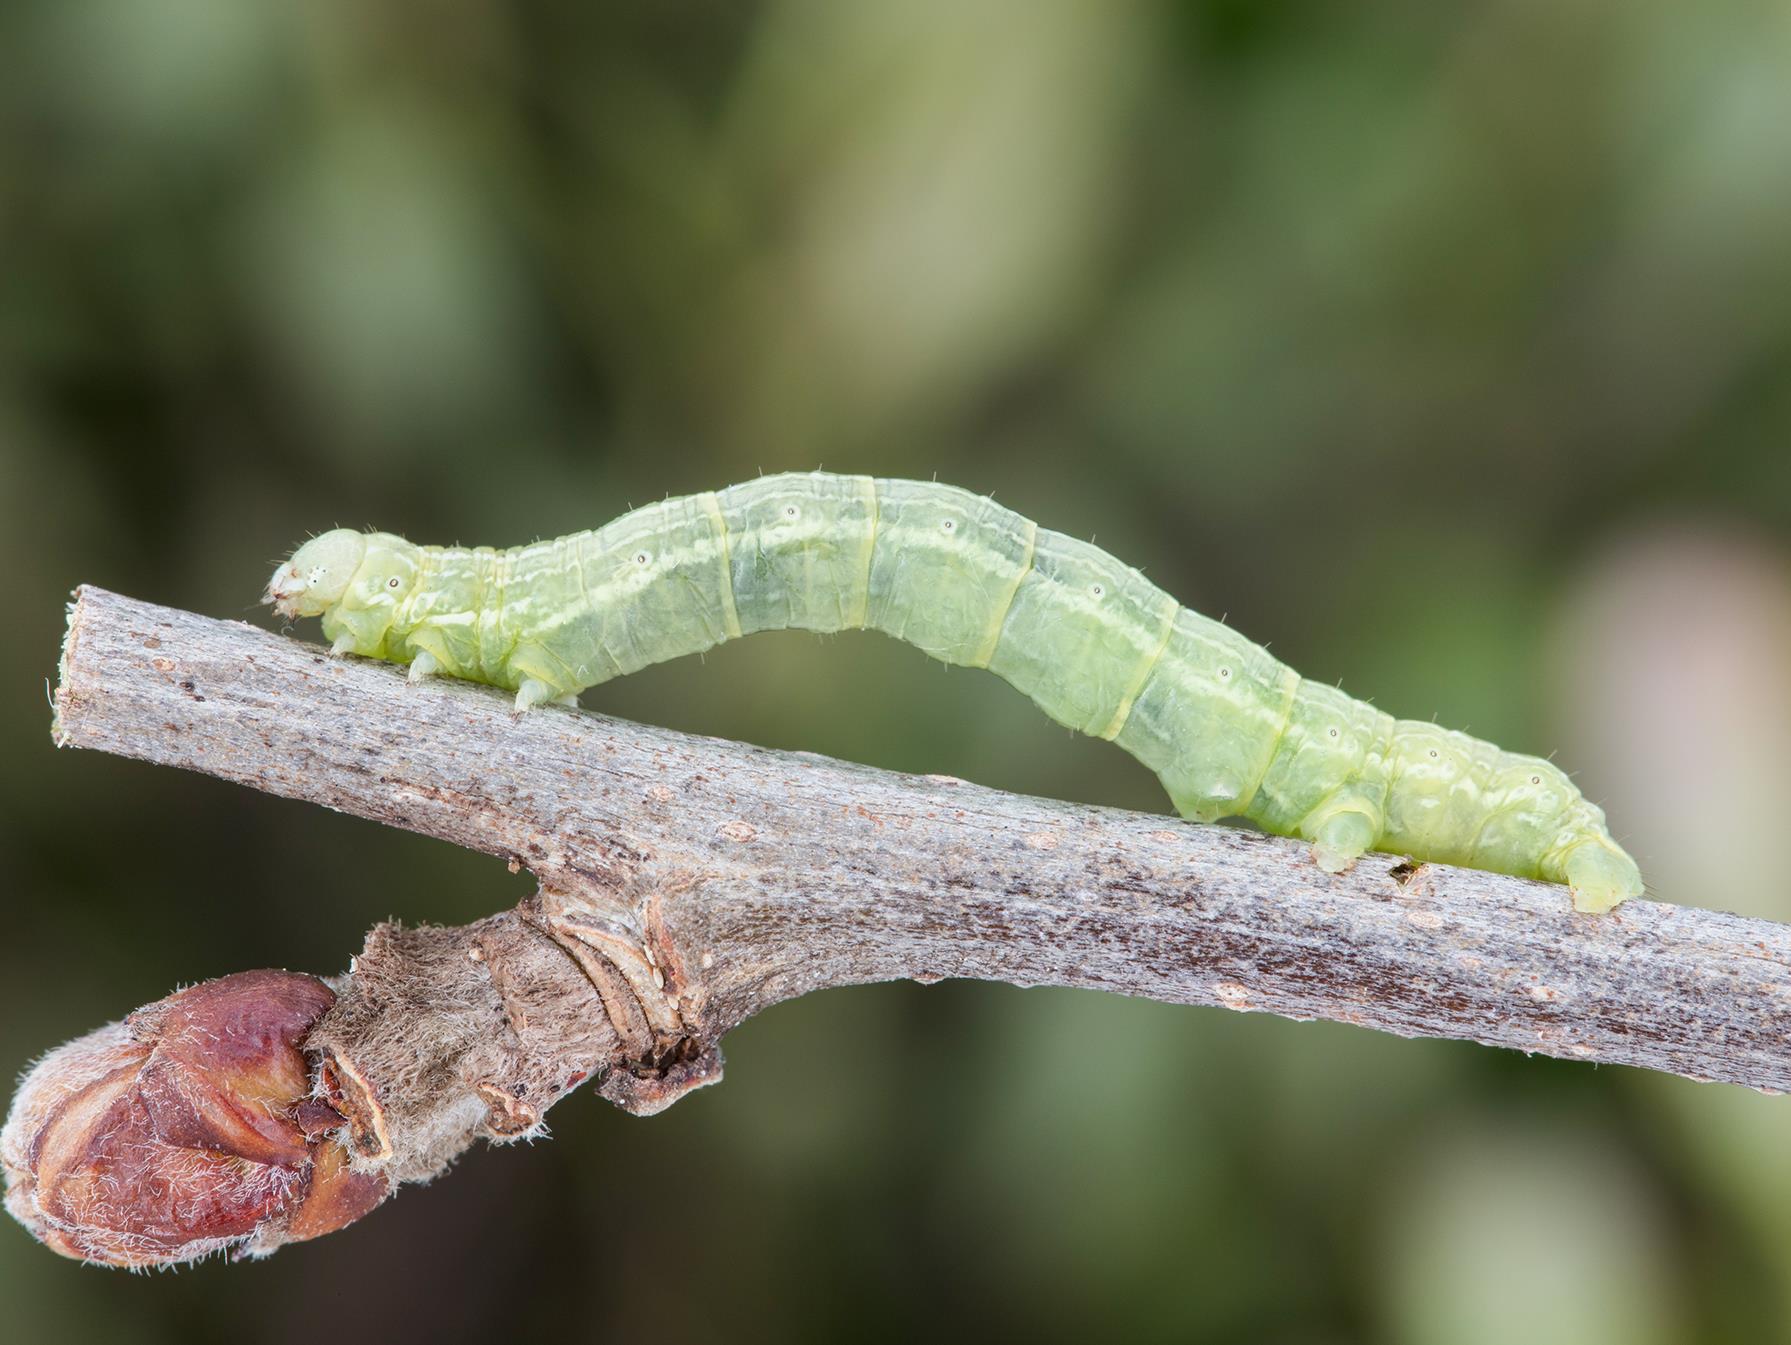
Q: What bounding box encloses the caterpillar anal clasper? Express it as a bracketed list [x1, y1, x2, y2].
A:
[265, 473, 1643, 914]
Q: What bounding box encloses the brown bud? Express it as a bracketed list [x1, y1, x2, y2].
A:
[2, 970, 388, 1267]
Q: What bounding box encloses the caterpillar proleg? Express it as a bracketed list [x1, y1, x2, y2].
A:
[266, 473, 1643, 913]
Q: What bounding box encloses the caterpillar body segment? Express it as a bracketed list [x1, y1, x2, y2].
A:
[863, 479, 1035, 667]
[266, 472, 1642, 913]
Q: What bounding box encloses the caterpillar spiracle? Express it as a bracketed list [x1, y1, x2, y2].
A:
[266, 473, 1642, 913]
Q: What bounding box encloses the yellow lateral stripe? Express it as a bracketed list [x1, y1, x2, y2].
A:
[971, 512, 1037, 669]
[850, 476, 878, 630]
[702, 491, 743, 640]
[1098, 593, 1179, 741]
[1234, 665, 1303, 814]
[568, 531, 594, 626]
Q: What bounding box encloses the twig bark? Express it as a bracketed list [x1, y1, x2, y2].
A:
[19, 585, 1791, 1259]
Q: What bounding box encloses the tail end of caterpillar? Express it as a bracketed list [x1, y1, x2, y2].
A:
[1562, 841, 1645, 915]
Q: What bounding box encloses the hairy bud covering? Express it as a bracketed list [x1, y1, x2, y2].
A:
[2, 970, 387, 1267]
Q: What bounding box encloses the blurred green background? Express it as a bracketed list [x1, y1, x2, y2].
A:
[3, 1, 1789, 1340]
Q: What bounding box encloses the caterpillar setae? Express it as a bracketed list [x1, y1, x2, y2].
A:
[266, 472, 1642, 913]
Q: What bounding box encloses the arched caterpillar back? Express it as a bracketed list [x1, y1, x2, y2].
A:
[266, 473, 1642, 913]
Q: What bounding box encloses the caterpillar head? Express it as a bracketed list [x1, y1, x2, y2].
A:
[267, 530, 421, 657]
[266, 530, 369, 618]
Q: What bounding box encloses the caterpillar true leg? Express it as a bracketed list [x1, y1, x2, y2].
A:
[513, 679, 560, 713]
[506, 644, 580, 713]
[267, 475, 1646, 912]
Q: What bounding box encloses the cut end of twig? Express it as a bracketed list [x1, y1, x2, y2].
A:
[50, 586, 87, 748]
[2, 970, 388, 1268]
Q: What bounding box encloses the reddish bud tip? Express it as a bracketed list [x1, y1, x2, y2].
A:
[3, 970, 388, 1267]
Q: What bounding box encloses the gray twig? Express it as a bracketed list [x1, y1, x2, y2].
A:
[46, 585, 1791, 1188]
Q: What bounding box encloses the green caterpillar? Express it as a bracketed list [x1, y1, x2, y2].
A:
[266, 472, 1642, 913]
